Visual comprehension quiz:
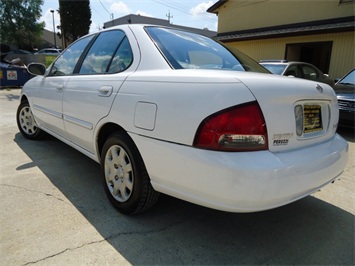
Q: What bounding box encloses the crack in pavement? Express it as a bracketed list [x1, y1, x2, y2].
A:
[22, 219, 187, 265]
[1, 183, 71, 205]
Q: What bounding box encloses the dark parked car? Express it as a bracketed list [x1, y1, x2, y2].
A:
[8, 49, 33, 54]
[334, 68, 355, 129]
[260, 60, 334, 88]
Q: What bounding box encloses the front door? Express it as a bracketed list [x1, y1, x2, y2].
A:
[31, 34, 96, 139]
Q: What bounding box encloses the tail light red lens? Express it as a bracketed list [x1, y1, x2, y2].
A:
[193, 101, 268, 151]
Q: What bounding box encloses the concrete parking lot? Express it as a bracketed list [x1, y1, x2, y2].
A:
[1, 88, 354, 265]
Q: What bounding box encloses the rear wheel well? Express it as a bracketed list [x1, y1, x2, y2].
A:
[97, 123, 126, 158]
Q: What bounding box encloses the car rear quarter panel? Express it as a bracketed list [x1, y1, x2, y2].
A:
[99, 69, 256, 146]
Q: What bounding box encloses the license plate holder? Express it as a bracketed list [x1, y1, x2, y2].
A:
[304, 105, 323, 133]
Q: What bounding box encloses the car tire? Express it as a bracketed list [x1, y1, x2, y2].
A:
[16, 101, 44, 140]
[101, 132, 159, 214]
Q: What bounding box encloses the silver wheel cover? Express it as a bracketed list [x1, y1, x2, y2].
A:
[104, 145, 134, 202]
[19, 106, 38, 135]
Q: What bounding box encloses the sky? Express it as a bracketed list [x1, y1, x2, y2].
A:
[41, 0, 218, 34]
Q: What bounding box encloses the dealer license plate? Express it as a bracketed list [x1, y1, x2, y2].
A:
[304, 105, 323, 133]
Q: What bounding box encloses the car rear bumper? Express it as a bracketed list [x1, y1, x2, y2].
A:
[130, 133, 349, 212]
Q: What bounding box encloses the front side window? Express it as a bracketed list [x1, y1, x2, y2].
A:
[49, 35, 95, 76]
[145, 27, 268, 73]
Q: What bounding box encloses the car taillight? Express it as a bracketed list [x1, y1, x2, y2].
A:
[193, 101, 268, 151]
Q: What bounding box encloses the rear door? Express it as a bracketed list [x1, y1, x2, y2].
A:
[62, 30, 134, 154]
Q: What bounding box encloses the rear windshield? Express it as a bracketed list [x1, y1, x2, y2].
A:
[145, 27, 269, 74]
[338, 69, 355, 86]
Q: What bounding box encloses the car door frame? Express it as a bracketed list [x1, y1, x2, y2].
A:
[31, 33, 98, 140]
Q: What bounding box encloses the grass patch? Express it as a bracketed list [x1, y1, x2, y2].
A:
[44, 55, 57, 67]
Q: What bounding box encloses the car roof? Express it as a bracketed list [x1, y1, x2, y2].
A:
[97, 23, 200, 37]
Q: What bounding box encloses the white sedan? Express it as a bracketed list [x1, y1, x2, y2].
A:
[17, 24, 348, 214]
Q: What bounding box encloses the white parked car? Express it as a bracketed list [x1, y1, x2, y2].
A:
[35, 48, 62, 55]
[17, 24, 348, 214]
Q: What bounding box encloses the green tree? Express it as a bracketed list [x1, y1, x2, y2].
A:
[0, 0, 44, 50]
[59, 0, 91, 46]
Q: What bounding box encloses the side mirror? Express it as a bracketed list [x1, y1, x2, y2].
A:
[27, 63, 46, 76]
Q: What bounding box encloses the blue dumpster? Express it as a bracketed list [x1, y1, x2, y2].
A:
[0, 63, 30, 87]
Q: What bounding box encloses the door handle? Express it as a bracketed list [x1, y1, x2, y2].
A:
[98, 86, 113, 97]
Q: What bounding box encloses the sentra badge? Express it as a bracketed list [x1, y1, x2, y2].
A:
[273, 133, 293, 146]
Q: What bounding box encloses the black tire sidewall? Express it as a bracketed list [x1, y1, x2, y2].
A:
[16, 101, 43, 140]
[100, 132, 147, 214]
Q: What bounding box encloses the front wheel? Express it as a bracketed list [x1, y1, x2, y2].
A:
[101, 132, 159, 214]
[16, 101, 44, 140]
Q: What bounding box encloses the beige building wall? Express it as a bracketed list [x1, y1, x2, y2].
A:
[211, 0, 355, 79]
[217, 0, 355, 33]
[224, 31, 354, 79]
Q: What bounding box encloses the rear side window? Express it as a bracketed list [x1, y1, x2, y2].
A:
[79, 30, 127, 74]
[285, 65, 301, 77]
[107, 37, 133, 73]
[50, 35, 94, 76]
[301, 65, 318, 81]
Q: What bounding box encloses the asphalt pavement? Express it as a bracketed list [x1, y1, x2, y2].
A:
[1, 88, 354, 265]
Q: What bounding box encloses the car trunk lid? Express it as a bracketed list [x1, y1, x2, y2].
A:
[237, 74, 339, 152]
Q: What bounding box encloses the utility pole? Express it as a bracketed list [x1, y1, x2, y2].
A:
[166, 10, 173, 24]
[50, 9, 57, 48]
